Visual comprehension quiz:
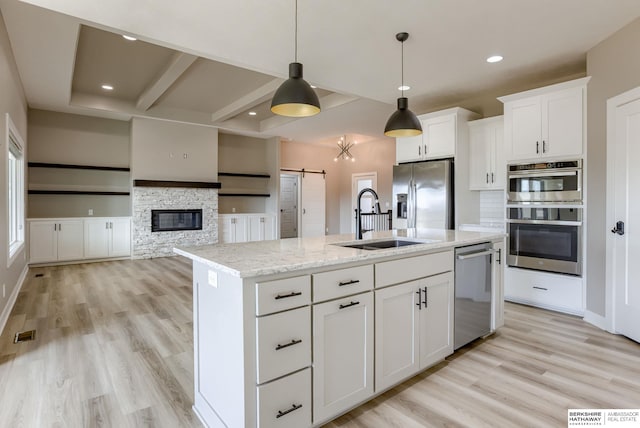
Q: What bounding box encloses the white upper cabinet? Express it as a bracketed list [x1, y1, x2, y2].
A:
[500, 77, 590, 162]
[396, 108, 480, 164]
[469, 116, 505, 190]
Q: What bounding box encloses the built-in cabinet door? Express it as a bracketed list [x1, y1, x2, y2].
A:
[543, 86, 583, 158]
[424, 114, 456, 159]
[418, 272, 454, 369]
[109, 218, 131, 257]
[29, 221, 58, 263]
[492, 121, 506, 189]
[492, 241, 505, 330]
[506, 97, 541, 161]
[56, 220, 84, 261]
[219, 216, 247, 243]
[84, 219, 110, 259]
[395, 133, 423, 163]
[374, 280, 420, 392]
[469, 123, 493, 190]
[313, 292, 374, 425]
[248, 215, 275, 242]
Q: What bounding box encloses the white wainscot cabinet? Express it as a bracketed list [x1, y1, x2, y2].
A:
[374, 251, 454, 392]
[84, 217, 131, 259]
[469, 116, 505, 190]
[500, 77, 590, 162]
[219, 213, 276, 244]
[29, 219, 84, 263]
[396, 108, 480, 163]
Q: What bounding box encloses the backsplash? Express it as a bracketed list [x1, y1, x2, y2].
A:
[479, 190, 505, 224]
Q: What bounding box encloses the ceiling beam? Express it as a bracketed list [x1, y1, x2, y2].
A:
[210, 78, 283, 123]
[136, 52, 198, 111]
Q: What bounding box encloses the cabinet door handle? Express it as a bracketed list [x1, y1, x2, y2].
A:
[532, 286, 548, 291]
[536, 141, 540, 154]
[542, 140, 547, 153]
[339, 301, 360, 310]
[54, 224, 57, 231]
[110, 222, 113, 229]
[416, 289, 422, 310]
[338, 279, 360, 287]
[496, 248, 502, 265]
[486, 173, 489, 184]
[423, 286, 428, 308]
[274, 291, 302, 300]
[58, 223, 62, 231]
[418, 145, 421, 156]
[491, 172, 494, 183]
[275, 339, 302, 351]
[276, 403, 303, 419]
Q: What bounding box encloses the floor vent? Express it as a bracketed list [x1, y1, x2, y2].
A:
[14, 330, 36, 343]
[35, 273, 44, 278]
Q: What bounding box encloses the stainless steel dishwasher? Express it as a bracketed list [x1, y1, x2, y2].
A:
[454, 242, 493, 349]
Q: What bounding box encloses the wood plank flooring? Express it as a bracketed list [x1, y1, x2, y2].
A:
[0, 257, 638, 427]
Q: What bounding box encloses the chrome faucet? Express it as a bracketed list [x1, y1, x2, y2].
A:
[356, 187, 381, 239]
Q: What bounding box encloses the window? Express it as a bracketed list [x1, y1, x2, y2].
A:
[7, 114, 25, 266]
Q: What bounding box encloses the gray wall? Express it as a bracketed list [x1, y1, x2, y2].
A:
[585, 17, 640, 316]
[27, 109, 131, 218]
[218, 133, 279, 214]
[0, 11, 28, 329]
[131, 117, 218, 181]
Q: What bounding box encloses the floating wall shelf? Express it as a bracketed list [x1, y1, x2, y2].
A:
[28, 190, 130, 196]
[218, 172, 271, 179]
[28, 162, 130, 172]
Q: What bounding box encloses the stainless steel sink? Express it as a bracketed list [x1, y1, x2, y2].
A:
[335, 239, 431, 250]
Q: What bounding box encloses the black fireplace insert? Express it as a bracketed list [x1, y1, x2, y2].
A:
[151, 209, 203, 232]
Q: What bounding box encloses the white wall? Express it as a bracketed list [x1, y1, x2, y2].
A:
[0, 11, 28, 332]
[131, 117, 218, 181]
[586, 17, 640, 317]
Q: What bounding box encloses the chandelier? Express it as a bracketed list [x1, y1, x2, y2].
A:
[333, 135, 356, 162]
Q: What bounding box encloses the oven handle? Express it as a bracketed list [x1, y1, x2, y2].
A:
[506, 219, 582, 226]
[456, 249, 496, 260]
[508, 170, 579, 179]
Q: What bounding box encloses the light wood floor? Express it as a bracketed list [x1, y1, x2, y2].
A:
[1, 257, 639, 427]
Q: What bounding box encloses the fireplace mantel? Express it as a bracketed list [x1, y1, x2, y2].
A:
[133, 180, 221, 189]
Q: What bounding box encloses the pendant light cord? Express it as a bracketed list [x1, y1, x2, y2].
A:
[401, 38, 404, 98]
[294, 0, 298, 62]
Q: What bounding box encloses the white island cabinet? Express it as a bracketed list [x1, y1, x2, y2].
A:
[175, 229, 505, 428]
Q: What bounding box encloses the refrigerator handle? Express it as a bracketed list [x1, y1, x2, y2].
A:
[408, 179, 417, 228]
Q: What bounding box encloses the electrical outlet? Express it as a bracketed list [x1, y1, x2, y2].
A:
[232, 207, 236, 213]
[88, 209, 94, 216]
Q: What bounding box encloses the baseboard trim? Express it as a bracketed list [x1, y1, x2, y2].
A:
[0, 264, 29, 336]
[583, 310, 610, 332]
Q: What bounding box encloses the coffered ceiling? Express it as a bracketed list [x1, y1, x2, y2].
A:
[2, 0, 640, 145]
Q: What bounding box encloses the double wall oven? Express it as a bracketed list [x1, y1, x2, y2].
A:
[506, 160, 583, 276]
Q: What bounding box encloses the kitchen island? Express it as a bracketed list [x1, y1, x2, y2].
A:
[175, 228, 505, 428]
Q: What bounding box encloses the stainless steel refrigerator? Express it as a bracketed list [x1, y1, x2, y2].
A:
[392, 159, 454, 230]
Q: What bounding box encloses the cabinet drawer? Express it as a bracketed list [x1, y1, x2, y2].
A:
[504, 268, 583, 315]
[256, 306, 311, 384]
[375, 251, 453, 288]
[256, 276, 311, 315]
[312, 265, 373, 302]
[257, 368, 311, 428]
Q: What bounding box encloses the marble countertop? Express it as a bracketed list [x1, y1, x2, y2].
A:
[174, 229, 506, 278]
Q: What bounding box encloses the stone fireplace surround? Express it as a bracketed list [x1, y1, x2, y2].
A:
[132, 182, 219, 258]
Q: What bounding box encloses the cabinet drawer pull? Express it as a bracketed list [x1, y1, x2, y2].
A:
[275, 339, 302, 351]
[423, 286, 428, 308]
[276, 403, 303, 419]
[274, 291, 302, 300]
[416, 289, 422, 310]
[338, 279, 360, 287]
[532, 286, 548, 291]
[339, 301, 360, 310]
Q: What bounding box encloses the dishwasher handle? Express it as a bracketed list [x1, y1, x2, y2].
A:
[456, 249, 495, 261]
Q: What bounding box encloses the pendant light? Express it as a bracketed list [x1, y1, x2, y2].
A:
[384, 32, 422, 137]
[271, 0, 321, 117]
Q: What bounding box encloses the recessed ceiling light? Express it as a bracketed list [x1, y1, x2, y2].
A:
[122, 35, 137, 41]
[486, 55, 503, 63]
[248, 111, 257, 116]
[101, 84, 114, 91]
[398, 85, 411, 91]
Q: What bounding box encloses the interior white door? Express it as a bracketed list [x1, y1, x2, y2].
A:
[280, 174, 298, 238]
[300, 173, 326, 237]
[608, 86, 640, 343]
